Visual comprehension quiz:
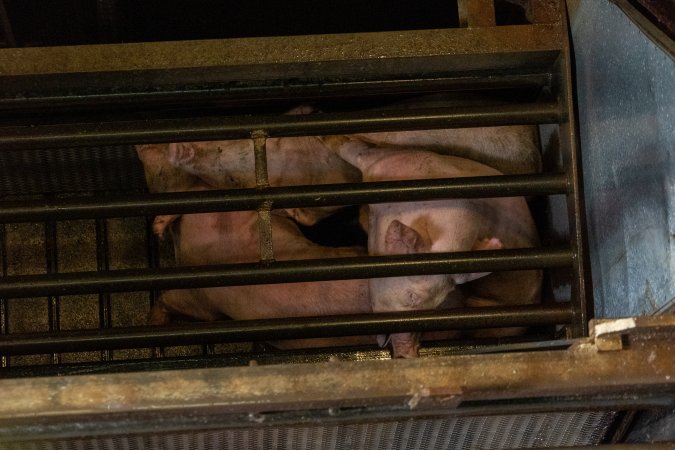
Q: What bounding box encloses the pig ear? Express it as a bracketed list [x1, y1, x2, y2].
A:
[385, 220, 429, 254]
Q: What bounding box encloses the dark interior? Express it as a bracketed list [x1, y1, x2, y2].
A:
[0, 0, 543, 48]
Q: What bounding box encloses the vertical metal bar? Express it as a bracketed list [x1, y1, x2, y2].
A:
[45, 221, 61, 365]
[252, 131, 274, 262]
[559, 4, 592, 337]
[0, 0, 16, 48]
[96, 218, 112, 361]
[145, 215, 164, 359]
[457, 0, 496, 27]
[0, 223, 8, 368]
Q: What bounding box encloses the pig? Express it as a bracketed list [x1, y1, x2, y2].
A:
[136, 143, 200, 193]
[338, 140, 542, 358]
[148, 205, 377, 349]
[340, 92, 542, 175]
[163, 105, 361, 226]
[349, 125, 541, 175]
[166, 134, 362, 226]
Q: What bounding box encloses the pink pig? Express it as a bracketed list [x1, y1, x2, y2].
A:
[148, 206, 377, 349]
[167, 134, 362, 226]
[350, 125, 541, 175]
[338, 140, 542, 358]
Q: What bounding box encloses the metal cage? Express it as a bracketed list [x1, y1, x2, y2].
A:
[0, 0, 673, 448]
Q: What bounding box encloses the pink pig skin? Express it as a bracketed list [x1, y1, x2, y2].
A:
[339, 141, 542, 358]
[350, 125, 541, 175]
[166, 134, 362, 226]
[148, 208, 377, 349]
[135, 143, 201, 193]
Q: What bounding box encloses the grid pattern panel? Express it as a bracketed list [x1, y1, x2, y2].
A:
[0, 146, 147, 196]
[5, 411, 616, 450]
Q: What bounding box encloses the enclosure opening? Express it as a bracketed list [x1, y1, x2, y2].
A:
[0, 0, 538, 48]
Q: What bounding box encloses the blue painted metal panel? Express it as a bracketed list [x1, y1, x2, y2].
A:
[571, 0, 675, 317]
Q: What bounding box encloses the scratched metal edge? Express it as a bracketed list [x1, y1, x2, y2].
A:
[0, 327, 672, 425]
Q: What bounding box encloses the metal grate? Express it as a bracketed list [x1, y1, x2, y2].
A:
[0, 2, 630, 448]
[0, 146, 147, 196]
[3, 411, 617, 450]
[0, 0, 590, 367]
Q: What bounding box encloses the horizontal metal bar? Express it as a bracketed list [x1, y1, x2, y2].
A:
[0, 337, 572, 378]
[0, 174, 569, 223]
[0, 25, 562, 77]
[0, 304, 573, 355]
[0, 73, 552, 115]
[0, 247, 572, 298]
[0, 102, 561, 149]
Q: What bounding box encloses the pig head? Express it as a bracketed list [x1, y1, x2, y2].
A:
[339, 141, 542, 358]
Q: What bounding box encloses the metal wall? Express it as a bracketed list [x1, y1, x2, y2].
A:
[571, 0, 675, 317]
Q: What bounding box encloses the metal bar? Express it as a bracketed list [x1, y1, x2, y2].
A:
[0, 24, 562, 77]
[0, 247, 573, 299]
[0, 304, 574, 355]
[44, 221, 61, 365]
[0, 102, 562, 150]
[610, 0, 675, 60]
[0, 173, 569, 223]
[0, 318, 672, 426]
[0, 73, 552, 115]
[253, 132, 274, 262]
[558, 7, 593, 337]
[458, 0, 496, 27]
[0, 0, 15, 48]
[0, 223, 8, 368]
[144, 216, 164, 359]
[95, 219, 112, 361]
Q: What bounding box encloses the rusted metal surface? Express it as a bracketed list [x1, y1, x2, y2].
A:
[555, 3, 594, 338]
[0, 317, 672, 431]
[0, 304, 574, 356]
[588, 316, 675, 352]
[0, 24, 562, 77]
[252, 132, 274, 262]
[458, 0, 496, 28]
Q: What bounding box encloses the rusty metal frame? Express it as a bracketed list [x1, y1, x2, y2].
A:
[0, 316, 673, 442]
[0, 1, 666, 446]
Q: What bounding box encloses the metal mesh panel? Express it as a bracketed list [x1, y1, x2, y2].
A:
[0, 146, 147, 196]
[5, 411, 616, 450]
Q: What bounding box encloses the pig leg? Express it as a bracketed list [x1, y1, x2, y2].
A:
[147, 289, 227, 325]
[462, 269, 542, 338]
[153, 214, 181, 239]
[147, 301, 171, 326]
[387, 332, 421, 359]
